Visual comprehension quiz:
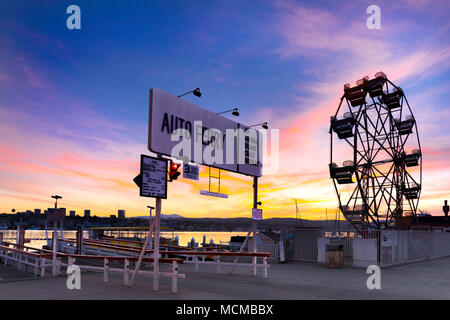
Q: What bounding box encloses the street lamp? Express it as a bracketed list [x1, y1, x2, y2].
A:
[50, 195, 62, 276]
[177, 88, 201, 98]
[249, 122, 268, 129]
[51, 195, 62, 209]
[217, 108, 239, 117]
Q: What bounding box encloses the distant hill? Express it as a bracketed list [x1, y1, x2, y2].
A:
[134, 214, 184, 219]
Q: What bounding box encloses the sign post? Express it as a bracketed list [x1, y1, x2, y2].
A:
[130, 154, 167, 290]
[251, 176, 259, 276]
[153, 196, 161, 291]
[49, 195, 63, 277]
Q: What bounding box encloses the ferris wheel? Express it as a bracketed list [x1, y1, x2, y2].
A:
[329, 72, 422, 230]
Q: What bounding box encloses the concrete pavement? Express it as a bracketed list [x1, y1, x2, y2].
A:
[0, 257, 449, 299]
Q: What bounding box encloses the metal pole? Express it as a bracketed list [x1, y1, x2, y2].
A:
[229, 175, 259, 274]
[52, 200, 58, 276]
[15, 225, 20, 247]
[251, 176, 258, 276]
[153, 197, 161, 291]
[148, 206, 154, 250]
[152, 154, 164, 291]
[128, 215, 157, 288]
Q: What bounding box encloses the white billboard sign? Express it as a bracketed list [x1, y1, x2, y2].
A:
[139, 155, 168, 199]
[148, 88, 262, 177]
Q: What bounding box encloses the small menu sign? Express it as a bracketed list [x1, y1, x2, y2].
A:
[139, 155, 168, 199]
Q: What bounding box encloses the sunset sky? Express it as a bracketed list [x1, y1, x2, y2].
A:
[0, 0, 449, 219]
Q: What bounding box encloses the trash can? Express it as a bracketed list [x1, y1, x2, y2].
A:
[325, 244, 344, 268]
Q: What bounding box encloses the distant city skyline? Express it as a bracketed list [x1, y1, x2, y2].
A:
[0, 1, 449, 219]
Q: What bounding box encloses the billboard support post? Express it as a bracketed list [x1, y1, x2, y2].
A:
[153, 195, 161, 291]
[230, 176, 259, 275]
[251, 176, 258, 276]
[129, 155, 163, 290]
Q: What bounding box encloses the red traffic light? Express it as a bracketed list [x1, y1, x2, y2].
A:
[169, 161, 181, 181]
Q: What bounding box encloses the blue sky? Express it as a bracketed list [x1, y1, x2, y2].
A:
[0, 0, 449, 218]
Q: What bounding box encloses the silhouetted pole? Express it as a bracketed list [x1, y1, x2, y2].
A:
[51, 195, 62, 276]
[154, 191, 162, 290]
[444, 200, 449, 221]
[252, 176, 258, 276]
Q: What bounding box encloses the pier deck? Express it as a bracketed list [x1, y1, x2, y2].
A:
[0, 257, 449, 299]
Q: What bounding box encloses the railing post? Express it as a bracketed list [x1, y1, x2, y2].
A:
[216, 256, 221, 273]
[252, 255, 257, 277]
[124, 259, 129, 285]
[57, 256, 62, 275]
[104, 258, 109, 282]
[52, 231, 57, 276]
[194, 255, 199, 272]
[263, 257, 268, 278]
[40, 257, 46, 277]
[18, 251, 23, 271]
[171, 261, 178, 293]
[34, 257, 39, 276]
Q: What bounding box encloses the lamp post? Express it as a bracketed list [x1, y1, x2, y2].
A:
[249, 122, 268, 129]
[246, 122, 268, 274]
[50, 195, 62, 276]
[443, 200, 449, 219]
[177, 88, 201, 98]
[217, 108, 239, 117]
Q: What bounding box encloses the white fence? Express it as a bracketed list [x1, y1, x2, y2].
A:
[290, 228, 450, 268]
[380, 230, 450, 267]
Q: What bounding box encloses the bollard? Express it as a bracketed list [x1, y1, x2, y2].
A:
[172, 261, 178, 293]
[263, 257, 268, 278]
[123, 259, 129, 285]
[40, 257, 46, 277]
[104, 258, 109, 282]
